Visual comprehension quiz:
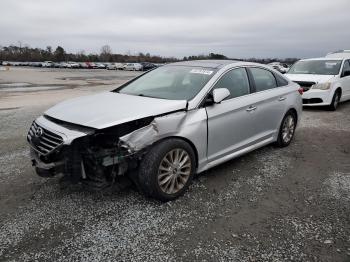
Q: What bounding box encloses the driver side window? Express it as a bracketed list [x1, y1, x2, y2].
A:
[213, 68, 250, 100]
[342, 60, 350, 77]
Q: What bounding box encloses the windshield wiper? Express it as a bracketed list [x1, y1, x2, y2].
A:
[136, 94, 159, 99]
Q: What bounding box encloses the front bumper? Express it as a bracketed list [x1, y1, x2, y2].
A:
[30, 148, 64, 177]
[28, 116, 92, 177]
[302, 89, 332, 106]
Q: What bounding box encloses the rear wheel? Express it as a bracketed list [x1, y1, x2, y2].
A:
[328, 90, 341, 111]
[138, 139, 195, 201]
[276, 111, 296, 147]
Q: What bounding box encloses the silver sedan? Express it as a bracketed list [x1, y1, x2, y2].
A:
[27, 60, 302, 201]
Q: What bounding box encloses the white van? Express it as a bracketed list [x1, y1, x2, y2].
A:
[285, 51, 350, 110]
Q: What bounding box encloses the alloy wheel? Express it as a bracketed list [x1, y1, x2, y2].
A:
[157, 148, 192, 194]
[282, 115, 295, 143]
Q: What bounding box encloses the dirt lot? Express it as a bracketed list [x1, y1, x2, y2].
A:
[0, 67, 349, 261]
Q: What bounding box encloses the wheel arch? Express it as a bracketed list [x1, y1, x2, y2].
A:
[334, 86, 342, 96]
[151, 136, 199, 168]
[287, 107, 298, 125]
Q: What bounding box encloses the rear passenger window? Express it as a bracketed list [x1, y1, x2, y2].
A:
[274, 73, 289, 87]
[213, 68, 250, 99]
[250, 68, 277, 91]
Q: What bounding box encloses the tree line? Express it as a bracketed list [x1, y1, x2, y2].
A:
[0, 44, 178, 63]
[0, 44, 298, 64]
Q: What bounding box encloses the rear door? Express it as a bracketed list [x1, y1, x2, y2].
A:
[206, 67, 257, 162]
[246, 67, 288, 140]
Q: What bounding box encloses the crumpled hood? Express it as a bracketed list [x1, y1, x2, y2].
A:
[285, 74, 336, 83]
[45, 92, 187, 129]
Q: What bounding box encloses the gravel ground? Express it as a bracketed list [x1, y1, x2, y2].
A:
[0, 68, 349, 261]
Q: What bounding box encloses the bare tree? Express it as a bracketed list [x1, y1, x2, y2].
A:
[100, 45, 112, 62]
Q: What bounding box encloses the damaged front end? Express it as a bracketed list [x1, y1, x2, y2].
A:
[27, 115, 154, 190]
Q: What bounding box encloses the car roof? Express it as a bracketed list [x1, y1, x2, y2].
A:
[298, 57, 344, 62]
[325, 50, 350, 59]
[169, 60, 240, 69]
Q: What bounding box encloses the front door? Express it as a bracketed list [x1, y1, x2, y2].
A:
[339, 59, 350, 101]
[206, 67, 257, 162]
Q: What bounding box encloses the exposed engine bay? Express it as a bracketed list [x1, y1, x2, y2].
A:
[27, 111, 190, 190]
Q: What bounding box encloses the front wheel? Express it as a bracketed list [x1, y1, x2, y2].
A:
[276, 111, 296, 147]
[328, 90, 341, 111]
[138, 139, 195, 201]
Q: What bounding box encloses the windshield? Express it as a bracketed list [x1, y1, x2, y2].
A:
[116, 65, 216, 100]
[288, 60, 342, 75]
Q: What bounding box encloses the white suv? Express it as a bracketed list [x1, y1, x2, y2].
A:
[285, 52, 350, 110]
[123, 63, 142, 71]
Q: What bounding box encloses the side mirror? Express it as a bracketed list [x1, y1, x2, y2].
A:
[203, 93, 214, 107]
[213, 88, 230, 103]
[343, 71, 350, 77]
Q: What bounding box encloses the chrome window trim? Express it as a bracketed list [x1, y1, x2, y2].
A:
[191, 64, 246, 108]
[191, 63, 292, 108]
[209, 67, 251, 102]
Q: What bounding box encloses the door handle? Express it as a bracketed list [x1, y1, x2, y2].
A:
[278, 96, 286, 101]
[246, 105, 257, 112]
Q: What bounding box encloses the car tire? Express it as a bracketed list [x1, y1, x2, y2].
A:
[328, 90, 341, 111]
[276, 111, 297, 147]
[138, 138, 196, 202]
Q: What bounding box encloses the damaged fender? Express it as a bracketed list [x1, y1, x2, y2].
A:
[119, 109, 208, 171]
[119, 111, 187, 152]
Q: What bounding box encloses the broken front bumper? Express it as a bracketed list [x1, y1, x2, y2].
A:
[30, 148, 64, 177]
[27, 116, 92, 177]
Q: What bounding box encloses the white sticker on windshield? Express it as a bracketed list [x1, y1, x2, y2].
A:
[190, 69, 213, 75]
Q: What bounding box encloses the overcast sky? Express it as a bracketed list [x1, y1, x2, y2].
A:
[0, 0, 349, 58]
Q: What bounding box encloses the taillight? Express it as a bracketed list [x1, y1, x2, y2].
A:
[298, 87, 303, 95]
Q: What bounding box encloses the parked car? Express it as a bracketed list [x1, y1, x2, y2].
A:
[7, 61, 17, 66]
[107, 63, 116, 70]
[42, 61, 54, 68]
[123, 63, 143, 71]
[285, 54, 350, 110]
[267, 62, 289, 74]
[85, 62, 97, 69]
[140, 62, 157, 71]
[107, 63, 124, 70]
[78, 62, 88, 69]
[33, 62, 42, 67]
[67, 62, 80, 69]
[27, 60, 302, 201]
[59, 62, 68, 68]
[115, 63, 125, 70]
[95, 63, 107, 69]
